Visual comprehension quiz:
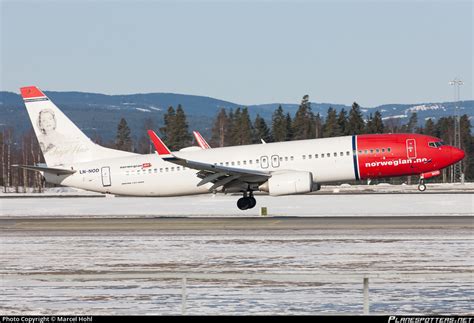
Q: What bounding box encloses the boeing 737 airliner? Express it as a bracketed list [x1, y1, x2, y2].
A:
[17, 86, 465, 210]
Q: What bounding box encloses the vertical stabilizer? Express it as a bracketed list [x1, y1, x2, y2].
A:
[21, 86, 135, 166]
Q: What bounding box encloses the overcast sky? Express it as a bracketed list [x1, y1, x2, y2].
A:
[1, 0, 472, 106]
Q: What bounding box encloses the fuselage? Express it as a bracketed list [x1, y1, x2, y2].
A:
[45, 133, 464, 196]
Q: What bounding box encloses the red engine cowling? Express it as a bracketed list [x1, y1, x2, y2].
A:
[420, 170, 441, 180]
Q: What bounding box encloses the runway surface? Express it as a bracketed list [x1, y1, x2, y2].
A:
[1, 192, 472, 315]
[1, 215, 473, 231]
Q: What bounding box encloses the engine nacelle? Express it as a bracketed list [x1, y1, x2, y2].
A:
[420, 170, 441, 180]
[259, 171, 313, 196]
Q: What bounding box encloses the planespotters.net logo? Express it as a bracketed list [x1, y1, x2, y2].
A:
[388, 317, 473, 323]
[365, 157, 429, 168]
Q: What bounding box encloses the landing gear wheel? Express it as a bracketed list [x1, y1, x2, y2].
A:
[248, 197, 257, 209]
[418, 179, 426, 192]
[237, 197, 250, 210]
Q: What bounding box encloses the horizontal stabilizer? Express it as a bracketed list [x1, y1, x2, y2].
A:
[13, 164, 76, 175]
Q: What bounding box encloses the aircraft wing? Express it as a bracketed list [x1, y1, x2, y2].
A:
[147, 130, 270, 191]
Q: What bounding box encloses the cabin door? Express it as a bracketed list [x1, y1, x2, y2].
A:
[101, 166, 111, 187]
[406, 139, 417, 159]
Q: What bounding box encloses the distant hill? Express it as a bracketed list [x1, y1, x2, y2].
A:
[1, 90, 472, 144]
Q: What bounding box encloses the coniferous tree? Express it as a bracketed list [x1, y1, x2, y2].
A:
[115, 118, 133, 151]
[372, 110, 384, 133]
[173, 104, 192, 149]
[159, 105, 191, 150]
[210, 108, 229, 147]
[231, 107, 253, 145]
[423, 118, 436, 136]
[160, 106, 176, 144]
[323, 107, 341, 137]
[292, 95, 315, 140]
[272, 105, 287, 142]
[347, 102, 365, 135]
[406, 112, 418, 133]
[225, 109, 235, 146]
[436, 117, 454, 145]
[365, 113, 375, 134]
[314, 113, 323, 138]
[285, 113, 293, 141]
[253, 114, 272, 143]
[337, 108, 349, 135]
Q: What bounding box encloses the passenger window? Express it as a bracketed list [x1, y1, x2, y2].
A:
[334, 152, 337, 157]
[285, 157, 288, 161]
[237, 161, 241, 165]
[387, 148, 391, 152]
[225, 162, 229, 166]
[165, 168, 169, 172]
[327, 153, 330, 157]
[171, 167, 174, 171]
[160, 168, 163, 172]
[376, 149, 379, 153]
[321, 154, 325, 158]
[243, 160, 247, 165]
[177, 167, 180, 171]
[302, 155, 306, 160]
[346, 151, 350, 156]
[290, 156, 294, 161]
[148, 169, 152, 173]
[340, 152, 343, 156]
[382, 148, 385, 153]
[249, 160, 253, 165]
[231, 161, 235, 166]
[358, 150, 362, 154]
[280, 157, 283, 161]
[364, 150, 368, 154]
[315, 154, 318, 158]
[370, 149, 374, 154]
[308, 155, 312, 159]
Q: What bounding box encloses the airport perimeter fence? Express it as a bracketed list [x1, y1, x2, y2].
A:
[9, 272, 471, 315]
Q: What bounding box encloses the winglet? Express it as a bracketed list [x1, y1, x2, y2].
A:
[147, 130, 172, 155]
[20, 86, 47, 100]
[193, 131, 211, 149]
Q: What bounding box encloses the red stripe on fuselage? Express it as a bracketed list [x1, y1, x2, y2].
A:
[356, 134, 454, 180]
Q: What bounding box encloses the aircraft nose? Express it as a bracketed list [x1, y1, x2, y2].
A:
[451, 147, 465, 163]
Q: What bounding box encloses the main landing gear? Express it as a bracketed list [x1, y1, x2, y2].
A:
[418, 179, 427, 192]
[237, 190, 257, 210]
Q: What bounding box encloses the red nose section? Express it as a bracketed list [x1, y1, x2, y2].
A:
[452, 147, 465, 163]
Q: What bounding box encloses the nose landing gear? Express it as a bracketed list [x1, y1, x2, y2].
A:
[418, 179, 426, 192]
[237, 191, 257, 210]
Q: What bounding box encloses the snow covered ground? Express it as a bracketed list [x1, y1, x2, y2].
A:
[1, 228, 472, 315]
[0, 191, 472, 217]
[1, 182, 474, 197]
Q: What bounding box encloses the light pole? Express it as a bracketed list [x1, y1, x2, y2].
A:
[449, 78, 463, 183]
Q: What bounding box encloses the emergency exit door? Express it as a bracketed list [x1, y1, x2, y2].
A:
[406, 139, 417, 159]
[101, 166, 111, 187]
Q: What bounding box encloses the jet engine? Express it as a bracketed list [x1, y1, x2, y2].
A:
[259, 171, 313, 196]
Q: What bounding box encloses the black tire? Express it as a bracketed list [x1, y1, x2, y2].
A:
[248, 197, 257, 209]
[418, 184, 426, 192]
[237, 197, 250, 210]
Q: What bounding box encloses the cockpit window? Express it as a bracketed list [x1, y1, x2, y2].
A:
[429, 141, 445, 148]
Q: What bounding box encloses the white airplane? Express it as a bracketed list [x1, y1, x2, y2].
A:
[17, 86, 465, 210]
